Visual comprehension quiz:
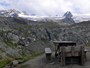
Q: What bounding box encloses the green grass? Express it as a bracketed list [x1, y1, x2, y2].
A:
[0, 58, 13, 68]
[4, 39, 17, 48]
[0, 52, 42, 68]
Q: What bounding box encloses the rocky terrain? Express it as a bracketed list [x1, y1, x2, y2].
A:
[0, 16, 90, 67]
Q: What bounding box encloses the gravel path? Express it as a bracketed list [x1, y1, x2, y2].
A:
[21, 47, 90, 68]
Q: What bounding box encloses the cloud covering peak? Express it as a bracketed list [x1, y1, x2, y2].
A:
[0, 0, 90, 16]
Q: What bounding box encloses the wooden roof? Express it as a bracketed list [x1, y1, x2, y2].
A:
[53, 41, 76, 46]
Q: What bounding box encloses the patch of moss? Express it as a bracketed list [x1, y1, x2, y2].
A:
[0, 58, 13, 68]
[4, 39, 17, 48]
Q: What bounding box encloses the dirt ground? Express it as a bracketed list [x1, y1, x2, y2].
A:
[21, 47, 90, 68]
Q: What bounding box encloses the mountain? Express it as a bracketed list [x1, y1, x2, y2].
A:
[62, 11, 75, 24]
[0, 9, 28, 17]
[63, 11, 73, 18]
[1, 9, 90, 24]
[0, 9, 74, 25]
[0, 9, 74, 26]
[62, 11, 90, 23]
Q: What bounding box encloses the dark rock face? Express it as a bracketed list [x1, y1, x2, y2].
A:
[63, 17, 75, 24]
[62, 11, 75, 24]
[63, 11, 73, 18]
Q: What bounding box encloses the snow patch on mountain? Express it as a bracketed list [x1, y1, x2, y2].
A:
[0, 9, 90, 23]
[73, 14, 90, 23]
[0, 9, 28, 17]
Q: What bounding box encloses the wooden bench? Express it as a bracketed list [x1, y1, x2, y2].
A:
[45, 48, 52, 60]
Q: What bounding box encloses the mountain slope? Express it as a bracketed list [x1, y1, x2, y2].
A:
[0, 17, 90, 68]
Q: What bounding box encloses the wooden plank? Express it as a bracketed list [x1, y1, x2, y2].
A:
[65, 51, 80, 57]
[80, 46, 85, 65]
[45, 48, 52, 60]
[71, 46, 74, 56]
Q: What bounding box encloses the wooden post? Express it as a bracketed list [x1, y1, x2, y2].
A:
[58, 46, 61, 61]
[55, 43, 59, 58]
[80, 46, 85, 65]
[55, 45, 58, 57]
[61, 47, 65, 66]
[71, 46, 74, 56]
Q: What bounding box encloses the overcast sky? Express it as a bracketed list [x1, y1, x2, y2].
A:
[0, 0, 90, 16]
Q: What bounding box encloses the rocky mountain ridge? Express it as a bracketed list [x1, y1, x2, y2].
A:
[0, 9, 28, 17]
[1, 9, 90, 23]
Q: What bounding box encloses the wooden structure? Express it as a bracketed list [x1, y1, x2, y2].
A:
[53, 41, 86, 66]
[45, 48, 52, 60]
